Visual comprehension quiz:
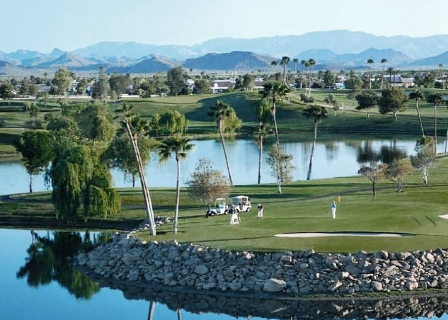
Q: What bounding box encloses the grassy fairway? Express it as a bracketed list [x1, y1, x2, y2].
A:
[3, 154, 448, 254]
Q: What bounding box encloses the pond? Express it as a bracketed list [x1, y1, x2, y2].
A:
[3, 228, 448, 320]
[1, 137, 440, 195]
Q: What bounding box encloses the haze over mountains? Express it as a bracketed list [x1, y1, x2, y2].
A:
[1, 30, 448, 76]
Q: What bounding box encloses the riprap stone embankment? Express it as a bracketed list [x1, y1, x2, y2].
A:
[75, 232, 448, 296]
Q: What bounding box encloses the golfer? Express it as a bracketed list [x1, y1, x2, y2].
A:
[331, 201, 336, 219]
[257, 204, 264, 218]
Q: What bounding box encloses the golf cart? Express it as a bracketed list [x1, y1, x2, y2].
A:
[232, 195, 252, 213]
[206, 198, 229, 217]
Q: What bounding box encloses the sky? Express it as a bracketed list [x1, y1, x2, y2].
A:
[2, 0, 448, 53]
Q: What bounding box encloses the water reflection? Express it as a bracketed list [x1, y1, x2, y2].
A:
[356, 140, 409, 165]
[97, 281, 448, 320]
[1, 138, 432, 195]
[9, 228, 448, 319]
[17, 231, 111, 299]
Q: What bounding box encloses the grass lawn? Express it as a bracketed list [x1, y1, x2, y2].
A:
[3, 154, 448, 254]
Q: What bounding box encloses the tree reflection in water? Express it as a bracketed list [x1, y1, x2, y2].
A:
[357, 140, 408, 165]
[17, 230, 111, 299]
[119, 283, 448, 320]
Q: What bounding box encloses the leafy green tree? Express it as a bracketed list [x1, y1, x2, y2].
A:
[167, 66, 187, 96]
[355, 90, 379, 118]
[158, 136, 194, 234]
[186, 158, 231, 212]
[76, 78, 88, 95]
[153, 110, 188, 136]
[411, 136, 435, 184]
[92, 66, 110, 102]
[322, 70, 336, 87]
[13, 131, 53, 193]
[115, 103, 156, 235]
[0, 82, 15, 104]
[77, 104, 116, 145]
[109, 73, 131, 98]
[426, 92, 445, 153]
[52, 67, 72, 95]
[193, 79, 212, 94]
[378, 88, 409, 121]
[358, 162, 387, 196]
[324, 93, 340, 115]
[207, 101, 241, 186]
[303, 105, 328, 180]
[242, 73, 255, 91]
[386, 158, 414, 192]
[266, 145, 295, 193]
[409, 90, 425, 137]
[47, 145, 120, 220]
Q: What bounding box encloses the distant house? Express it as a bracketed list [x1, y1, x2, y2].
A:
[383, 75, 415, 88]
[210, 79, 236, 93]
[254, 77, 265, 90]
[334, 82, 345, 90]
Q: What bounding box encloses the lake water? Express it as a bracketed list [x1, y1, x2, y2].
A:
[3, 228, 448, 320]
[0, 137, 438, 195]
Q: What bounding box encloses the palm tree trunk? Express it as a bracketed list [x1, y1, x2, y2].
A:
[272, 100, 280, 146]
[381, 65, 385, 89]
[258, 137, 263, 184]
[434, 105, 438, 154]
[124, 119, 156, 236]
[177, 309, 182, 320]
[416, 100, 425, 137]
[307, 122, 318, 180]
[173, 156, 181, 234]
[219, 123, 233, 186]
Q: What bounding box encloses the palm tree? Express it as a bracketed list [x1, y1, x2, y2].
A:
[303, 105, 328, 180]
[207, 101, 237, 186]
[254, 122, 272, 184]
[300, 60, 307, 89]
[293, 58, 299, 73]
[116, 103, 156, 235]
[426, 93, 444, 153]
[262, 81, 289, 146]
[367, 59, 374, 89]
[439, 63, 445, 90]
[280, 56, 290, 86]
[158, 136, 194, 234]
[387, 67, 395, 87]
[271, 60, 278, 73]
[380, 58, 387, 89]
[307, 58, 316, 98]
[409, 90, 425, 137]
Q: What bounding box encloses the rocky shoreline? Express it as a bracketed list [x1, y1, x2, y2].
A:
[75, 229, 448, 296]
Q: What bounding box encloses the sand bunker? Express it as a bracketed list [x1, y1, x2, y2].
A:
[439, 214, 448, 219]
[274, 232, 409, 238]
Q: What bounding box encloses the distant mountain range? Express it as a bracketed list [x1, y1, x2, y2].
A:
[1, 30, 448, 76]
